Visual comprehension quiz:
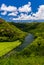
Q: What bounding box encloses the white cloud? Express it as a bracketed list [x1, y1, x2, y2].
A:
[0, 2, 44, 20]
[18, 2, 31, 13]
[1, 4, 17, 12]
[8, 12, 18, 16]
[13, 13, 33, 20]
[1, 11, 7, 15]
[32, 5, 44, 20]
[13, 5, 44, 20]
[0, 4, 18, 15]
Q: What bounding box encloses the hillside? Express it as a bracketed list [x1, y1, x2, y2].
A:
[0, 18, 27, 42]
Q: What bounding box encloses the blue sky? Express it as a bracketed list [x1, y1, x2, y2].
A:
[0, 0, 44, 21]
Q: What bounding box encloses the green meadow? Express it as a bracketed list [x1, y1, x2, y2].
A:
[0, 40, 21, 57]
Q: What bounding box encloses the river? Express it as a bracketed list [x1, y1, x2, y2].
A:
[16, 34, 34, 51]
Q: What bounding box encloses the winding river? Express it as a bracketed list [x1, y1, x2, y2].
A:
[16, 34, 34, 51]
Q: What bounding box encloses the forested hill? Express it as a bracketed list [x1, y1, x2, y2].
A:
[0, 18, 27, 42]
[11, 22, 44, 32]
[10, 22, 44, 37]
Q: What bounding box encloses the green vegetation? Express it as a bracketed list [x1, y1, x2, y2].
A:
[0, 18, 27, 42]
[0, 55, 44, 65]
[0, 40, 21, 57]
[0, 19, 44, 65]
[20, 37, 44, 56]
[13, 22, 44, 56]
[13, 22, 44, 35]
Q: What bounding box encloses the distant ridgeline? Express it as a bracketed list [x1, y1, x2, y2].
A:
[0, 18, 26, 42]
[11, 21, 44, 38]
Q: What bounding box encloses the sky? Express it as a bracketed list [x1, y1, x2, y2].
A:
[0, 0, 44, 21]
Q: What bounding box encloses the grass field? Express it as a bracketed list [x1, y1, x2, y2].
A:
[0, 40, 21, 57]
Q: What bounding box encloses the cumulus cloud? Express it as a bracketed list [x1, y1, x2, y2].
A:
[8, 12, 18, 16]
[0, 2, 44, 20]
[32, 5, 44, 20]
[1, 4, 17, 12]
[13, 5, 44, 20]
[18, 2, 31, 13]
[0, 2, 31, 16]
[0, 4, 17, 15]
[13, 13, 33, 20]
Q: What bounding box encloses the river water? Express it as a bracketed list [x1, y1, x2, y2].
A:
[16, 34, 34, 51]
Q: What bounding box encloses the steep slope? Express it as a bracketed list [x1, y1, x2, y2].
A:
[0, 19, 27, 42]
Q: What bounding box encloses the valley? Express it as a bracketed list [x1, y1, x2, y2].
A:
[0, 18, 44, 65]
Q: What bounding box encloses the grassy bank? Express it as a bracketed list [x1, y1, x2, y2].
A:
[0, 40, 21, 57]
